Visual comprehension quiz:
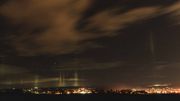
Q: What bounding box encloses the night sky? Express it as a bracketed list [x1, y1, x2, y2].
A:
[1, 0, 180, 88]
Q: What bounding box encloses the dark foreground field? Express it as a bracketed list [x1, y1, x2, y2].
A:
[1, 94, 180, 101]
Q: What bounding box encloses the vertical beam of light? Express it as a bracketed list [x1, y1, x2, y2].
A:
[58, 72, 63, 87]
[150, 32, 156, 59]
[34, 76, 39, 88]
[62, 73, 66, 87]
[74, 71, 79, 87]
[20, 80, 24, 85]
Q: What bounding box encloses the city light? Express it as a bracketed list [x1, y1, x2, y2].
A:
[145, 87, 180, 94]
[23, 87, 93, 95]
[20, 86, 180, 95]
[72, 88, 92, 94]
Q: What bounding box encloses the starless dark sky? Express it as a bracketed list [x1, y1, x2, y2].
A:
[1, 0, 180, 88]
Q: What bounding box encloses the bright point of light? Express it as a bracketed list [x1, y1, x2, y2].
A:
[55, 92, 61, 95]
[67, 91, 71, 94]
[34, 87, 38, 89]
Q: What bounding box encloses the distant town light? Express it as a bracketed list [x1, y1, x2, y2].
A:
[34, 87, 38, 89]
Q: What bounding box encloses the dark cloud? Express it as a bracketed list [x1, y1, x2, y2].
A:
[0, 0, 179, 56]
[1, 0, 180, 87]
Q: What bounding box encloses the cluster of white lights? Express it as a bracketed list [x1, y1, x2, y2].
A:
[145, 87, 180, 94]
[72, 88, 92, 94]
[24, 87, 92, 95]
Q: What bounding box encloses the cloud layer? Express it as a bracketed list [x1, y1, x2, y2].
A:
[1, 0, 180, 56]
[1, 0, 91, 55]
